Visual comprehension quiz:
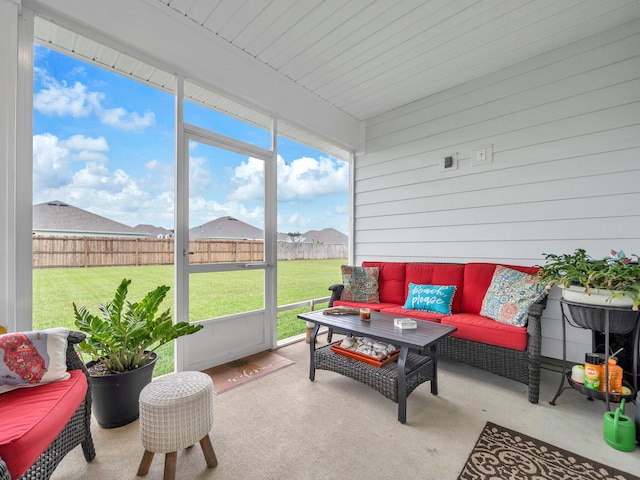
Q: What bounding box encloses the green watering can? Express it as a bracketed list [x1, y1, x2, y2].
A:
[603, 399, 636, 452]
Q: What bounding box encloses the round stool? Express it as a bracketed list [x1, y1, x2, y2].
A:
[137, 371, 217, 480]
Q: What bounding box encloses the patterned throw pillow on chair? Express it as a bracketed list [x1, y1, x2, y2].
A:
[480, 266, 546, 327]
[0, 327, 70, 394]
[340, 265, 380, 303]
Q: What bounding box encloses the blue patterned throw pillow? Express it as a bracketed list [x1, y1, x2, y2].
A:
[403, 284, 456, 314]
[480, 266, 546, 327]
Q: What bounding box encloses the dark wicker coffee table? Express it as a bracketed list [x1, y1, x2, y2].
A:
[298, 309, 456, 423]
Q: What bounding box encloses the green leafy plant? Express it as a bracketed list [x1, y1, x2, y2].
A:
[536, 249, 640, 310]
[73, 278, 203, 373]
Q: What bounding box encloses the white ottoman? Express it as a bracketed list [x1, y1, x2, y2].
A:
[137, 371, 217, 480]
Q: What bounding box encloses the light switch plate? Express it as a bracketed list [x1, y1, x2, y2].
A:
[472, 145, 493, 166]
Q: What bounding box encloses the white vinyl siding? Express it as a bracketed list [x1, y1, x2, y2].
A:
[356, 19, 640, 361]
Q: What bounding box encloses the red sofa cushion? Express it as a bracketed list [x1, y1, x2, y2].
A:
[379, 306, 446, 323]
[333, 300, 399, 311]
[0, 370, 87, 479]
[361, 262, 406, 305]
[461, 263, 540, 315]
[441, 313, 528, 351]
[405, 263, 465, 313]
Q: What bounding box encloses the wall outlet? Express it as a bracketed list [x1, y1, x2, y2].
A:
[472, 145, 493, 166]
[440, 153, 458, 171]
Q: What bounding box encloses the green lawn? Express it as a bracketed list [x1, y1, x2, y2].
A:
[33, 258, 345, 375]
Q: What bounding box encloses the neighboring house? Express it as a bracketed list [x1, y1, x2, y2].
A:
[189, 216, 264, 240]
[132, 224, 173, 238]
[33, 200, 146, 238]
[301, 228, 348, 244]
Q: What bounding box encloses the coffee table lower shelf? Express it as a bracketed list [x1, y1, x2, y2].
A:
[314, 342, 433, 404]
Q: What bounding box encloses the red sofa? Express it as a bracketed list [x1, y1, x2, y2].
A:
[328, 262, 547, 403]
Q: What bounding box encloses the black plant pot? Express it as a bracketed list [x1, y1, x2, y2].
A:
[87, 352, 157, 428]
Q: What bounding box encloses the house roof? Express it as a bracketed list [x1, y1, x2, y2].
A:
[132, 224, 173, 238]
[302, 228, 348, 245]
[33, 200, 143, 237]
[189, 216, 264, 240]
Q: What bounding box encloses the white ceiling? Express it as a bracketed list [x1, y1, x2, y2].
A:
[33, 0, 640, 156]
[158, 0, 640, 121]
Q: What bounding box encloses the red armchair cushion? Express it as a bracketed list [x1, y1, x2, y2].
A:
[405, 263, 465, 313]
[0, 370, 87, 479]
[362, 262, 407, 305]
[461, 263, 539, 315]
[441, 313, 528, 351]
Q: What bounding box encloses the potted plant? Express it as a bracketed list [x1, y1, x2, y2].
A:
[536, 248, 640, 311]
[73, 278, 203, 428]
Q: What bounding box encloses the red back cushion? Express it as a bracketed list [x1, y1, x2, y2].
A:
[362, 262, 407, 305]
[462, 263, 540, 314]
[405, 263, 465, 313]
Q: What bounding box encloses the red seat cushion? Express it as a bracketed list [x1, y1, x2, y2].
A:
[0, 370, 87, 479]
[441, 313, 528, 351]
[362, 262, 407, 305]
[379, 306, 446, 322]
[461, 263, 539, 315]
[333, 300, 398, 311]
[405, 263, 465, 313]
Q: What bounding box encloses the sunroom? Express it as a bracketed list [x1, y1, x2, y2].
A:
[1, 1, 640, 479]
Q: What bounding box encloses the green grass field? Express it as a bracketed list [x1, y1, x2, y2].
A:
[33, 258, 345, 375]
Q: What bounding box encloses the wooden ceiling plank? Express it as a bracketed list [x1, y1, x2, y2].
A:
[257, 0, 348, 65]
[184, 0, 222, 25]
[232, 0, 298, 51]
[241, 0, 323, 57]
[333, 0, 627, 114]
[298, 0, 480, 90]
[275, 0, 386, 75]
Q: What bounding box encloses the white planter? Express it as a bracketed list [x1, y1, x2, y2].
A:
[561, 285, 634, 307]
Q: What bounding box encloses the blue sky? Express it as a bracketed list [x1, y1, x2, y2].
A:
[32, 45, 349, 234]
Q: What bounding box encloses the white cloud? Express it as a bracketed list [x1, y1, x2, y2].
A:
[60, 134, 109, 151]
[33, 133, 73, 190]
[32, 133, 175, 228]
[96, 106, 155, 131]
[33, 76, 100, 118]
[276, 155, 348, 201]
[228, 157, 264, 201]
[34, 69, 155, 131]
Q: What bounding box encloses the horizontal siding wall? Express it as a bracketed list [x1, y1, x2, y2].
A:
[356, 19, 640, 361]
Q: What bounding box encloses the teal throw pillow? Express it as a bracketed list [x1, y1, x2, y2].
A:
[403, 284, 456, 314]
[480, 266, 546, 327]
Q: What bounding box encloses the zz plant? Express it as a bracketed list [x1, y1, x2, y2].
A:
[73, 278, 203, 373]
[536, 249, 640, 310]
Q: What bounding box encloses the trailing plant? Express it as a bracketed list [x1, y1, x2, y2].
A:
[536, 249, 640, 310]
[73, 278, 203, 373]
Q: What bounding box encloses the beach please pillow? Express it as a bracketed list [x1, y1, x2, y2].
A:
[480, 266, 546, 327]
[403, 284, 456, 315]
[0, 327, 70, 394]
[340, 265, 380, 303]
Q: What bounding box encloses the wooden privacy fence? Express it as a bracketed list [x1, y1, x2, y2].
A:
[32, 236, 347, 268]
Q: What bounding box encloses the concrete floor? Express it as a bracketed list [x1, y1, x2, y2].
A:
[52, 334, 640, 480]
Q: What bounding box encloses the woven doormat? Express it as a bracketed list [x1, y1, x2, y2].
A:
[202, 351, 294, 394]
[458, 422, 639, 480]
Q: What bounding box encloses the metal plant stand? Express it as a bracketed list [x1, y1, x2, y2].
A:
[550, 299, 640, 410]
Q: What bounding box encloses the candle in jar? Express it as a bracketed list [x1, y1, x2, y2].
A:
[359, 308, 371, 321]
